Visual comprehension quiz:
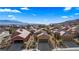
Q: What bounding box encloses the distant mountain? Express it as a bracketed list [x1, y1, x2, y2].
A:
[50, 19, 79, 26]
[0, 20, 22, 23]
[0, 20, 24, 25]
[61, 19, 79, 25]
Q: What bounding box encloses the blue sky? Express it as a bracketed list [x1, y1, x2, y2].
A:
[0, 7, 79, 24]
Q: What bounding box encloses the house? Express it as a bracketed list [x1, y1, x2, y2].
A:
[11, 29, 31, 42]
[37, 32, 50, 41]
[72, 25, 79, 33]
[0, 31, 10, 38]
[0, 31, 10, 48]
[37, 31, 55, 50]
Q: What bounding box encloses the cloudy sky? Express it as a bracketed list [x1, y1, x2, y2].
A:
[0, 7, 79, 24]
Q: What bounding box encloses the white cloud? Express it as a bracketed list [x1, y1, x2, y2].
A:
[21, 7, 29, 10]
[8, 15, 16, 20]
[75, 13, 79, 15]
[64, 7, 72, 11]
[8, 15, 13, 17]
[0, 8, 21, 13]
[61, 16, 69, 19]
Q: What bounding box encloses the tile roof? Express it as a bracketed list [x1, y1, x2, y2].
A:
[15, 29, 31, 39]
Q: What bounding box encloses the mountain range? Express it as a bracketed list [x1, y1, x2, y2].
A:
[60, 19, 79, 25]
[0, 19, 79, 25]
[0, 20, 24, 25]
[50, 19, 79, 26]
